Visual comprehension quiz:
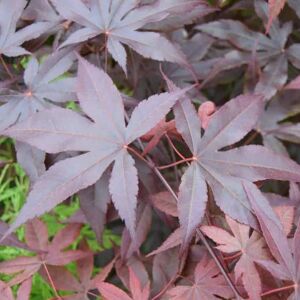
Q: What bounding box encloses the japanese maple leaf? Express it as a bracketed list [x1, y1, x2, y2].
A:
[0, 0, 52, 57]
[0, 218, 88, 286]
[202, 216, 269, 299]
[0, 278, 32, 300]
[197, 0, 300, 100]
[50, 0, 208, 73]
[0, 48, 76, 181]
[169, 78, 300, 248]
[40, 241, 115, 300]
[1, 56, 186, 239]
[0, 48, 76, 131]
[243, 182, 300, 300]
[167, 254, 234, 300]
[97, 268, 150, 300]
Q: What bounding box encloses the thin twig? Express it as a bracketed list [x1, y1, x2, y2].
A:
[157, 157, 194, 170]
[43, 262, 62, 299]
[165, 133, 186, 161]
[261, 284, 295, 297]
[166, 135, 180, 184]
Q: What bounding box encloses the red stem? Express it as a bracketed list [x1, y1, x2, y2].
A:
[42, 262, 61, 299]
[157, 157, 194, 170]
[165, 133, 187, 161]
[261, 284, 295, 297]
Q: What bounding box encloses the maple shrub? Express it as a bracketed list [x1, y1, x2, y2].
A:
[1, 0, 300, 299]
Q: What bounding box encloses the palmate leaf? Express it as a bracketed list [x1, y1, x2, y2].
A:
[171, 79, 300, 248]
[40, 241, 115, 300]
[167, 254, 234, 300]
[197, 0, 300, 101]
[202, 216, 269, 299]
[0, 219, 88, 287]
[0, 47, 76, 133]
[0, 48, 76, 181]
[1, 56, 186, 239]
[0, 0, 52, 57]
[50, 0, 211, 73]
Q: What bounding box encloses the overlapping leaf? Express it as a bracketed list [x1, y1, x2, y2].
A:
[0, 0, 52, 57]
[243, 182, 300, 299]
[167, 254, 234, 300]
[0, 219, 87, 286]
[172, 79, 300, 248]
[0, 278, 32, 300]
[97, 268, 150, 300]
[1, 56, 186, 239]
[202, 216, 269, 299]
[40, 241, 115, 300]
[197, 0, 300, 101]
[51, 0, 212, 73]
[0, 48, 76, 181]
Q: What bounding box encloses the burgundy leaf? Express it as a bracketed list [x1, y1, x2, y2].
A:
[50, 0, 206, 72]
[2, 56, 184, 239]
[178, 162, 207, 247]
[97, 282, 132, 300]
[0, 0, 52, 57]
[167, 254, 234, 299]
[110, 149, 138, 238]
[243, 181, 294, 277]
